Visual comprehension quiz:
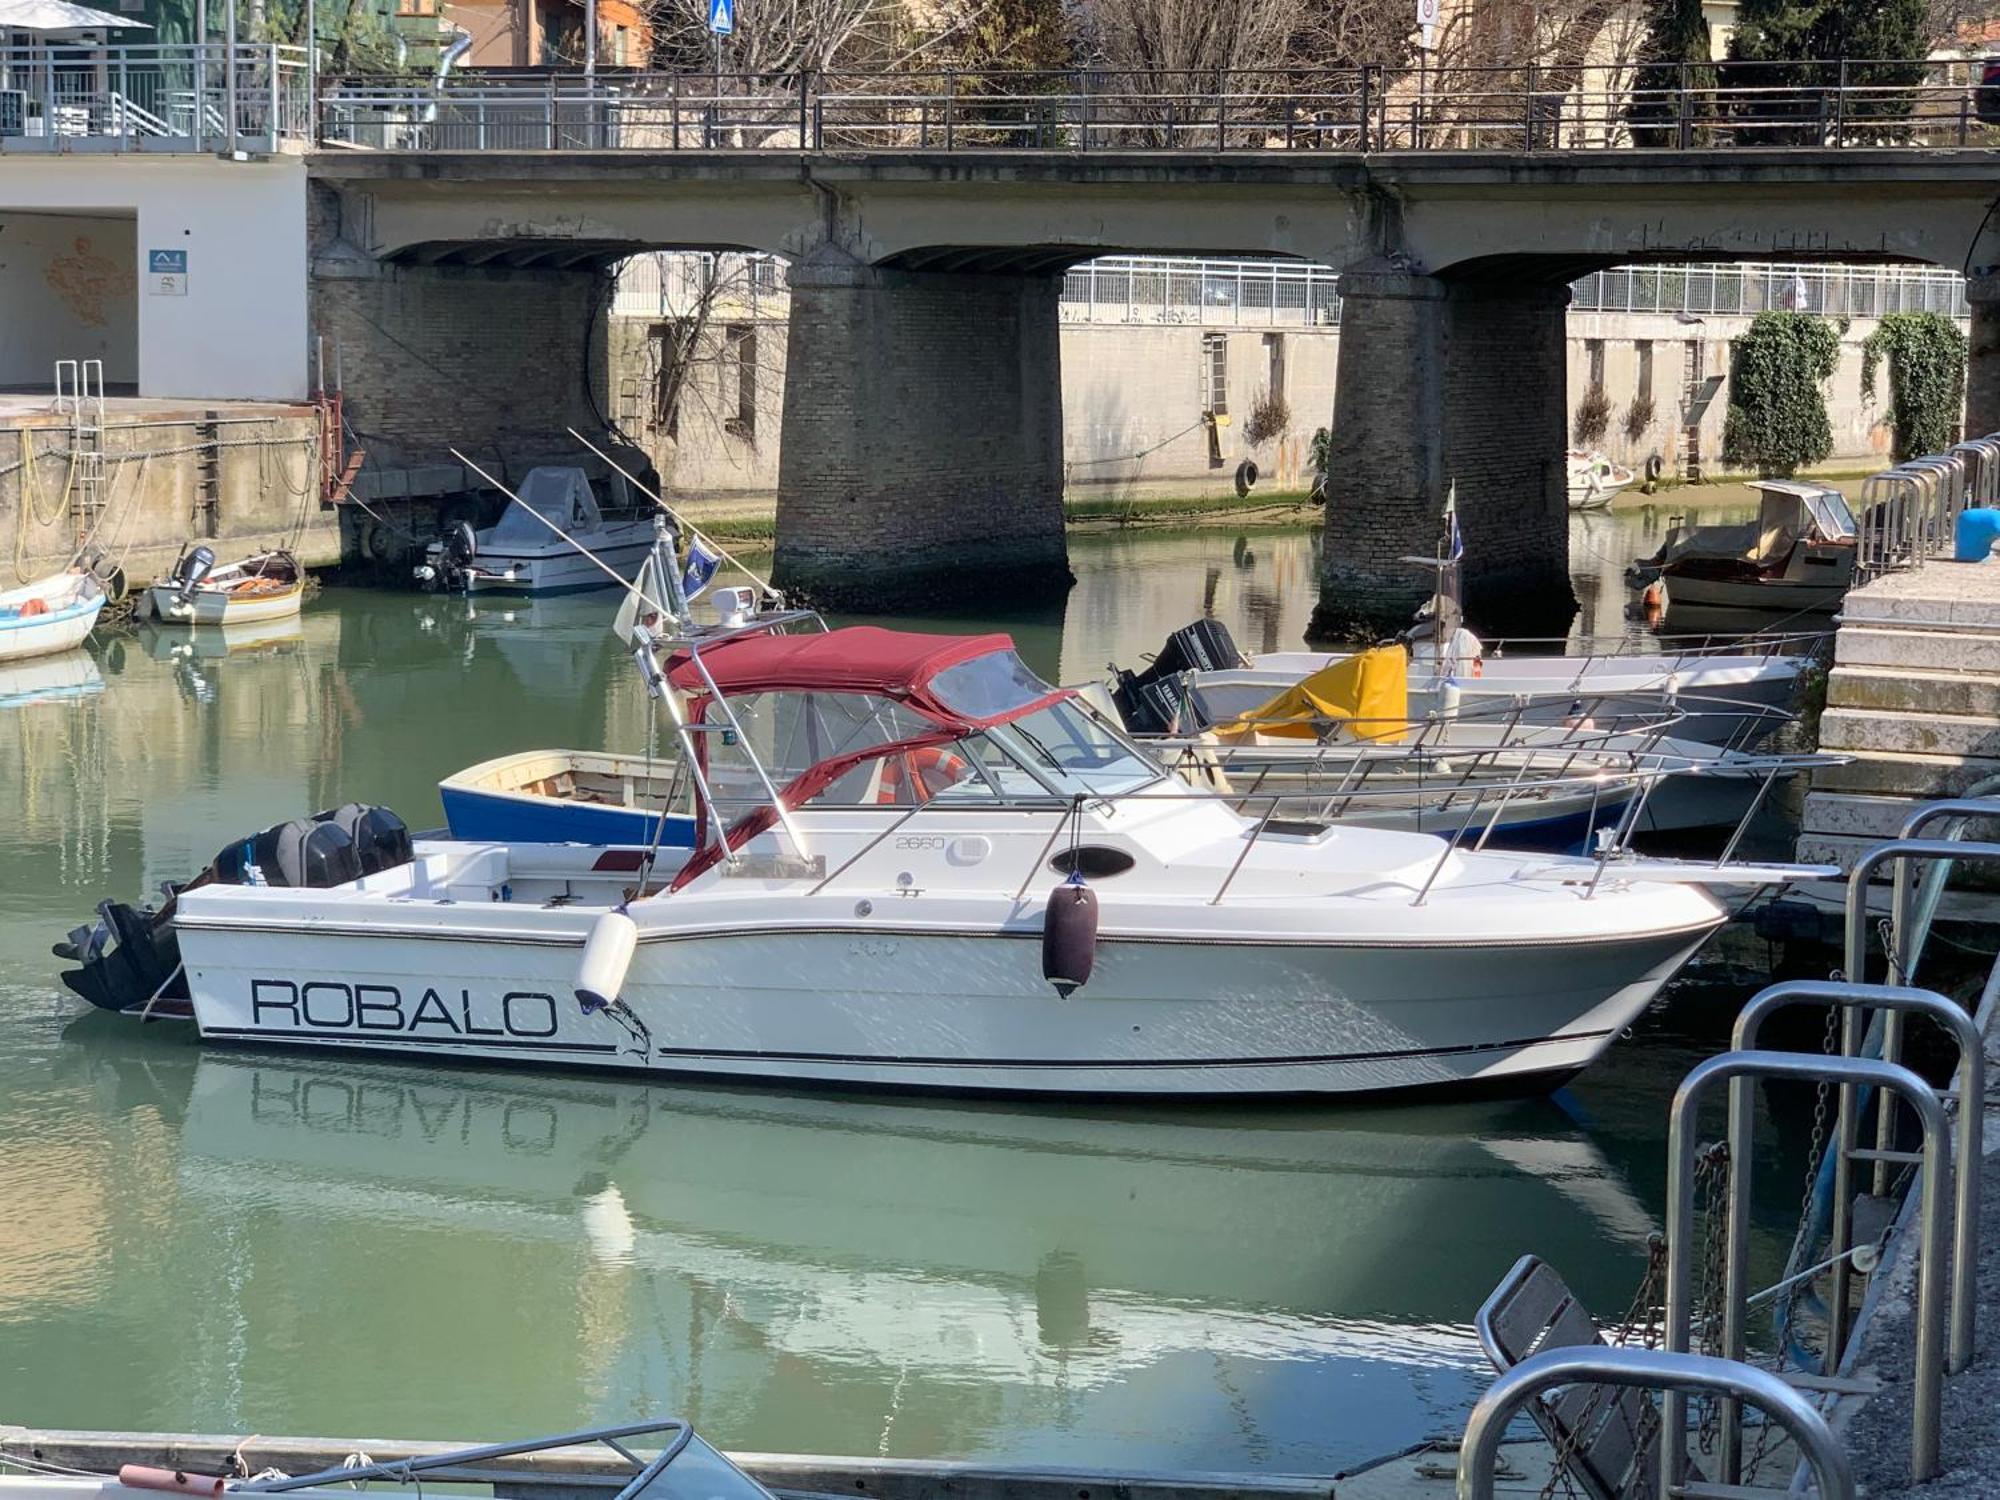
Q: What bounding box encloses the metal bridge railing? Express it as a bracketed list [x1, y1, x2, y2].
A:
[612, 250, 1967, 331]
[317, 59, 2000, 154]
[0, 43, 311, 152]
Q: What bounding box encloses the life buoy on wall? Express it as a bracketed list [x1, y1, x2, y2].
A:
[876, 747, 971, 804]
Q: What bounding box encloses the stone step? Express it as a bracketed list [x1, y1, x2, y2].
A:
[1802, 789, 2000, 839]
[1817, 707, 2000, 760]
[1841, 567, 2000, 630]
[1826, 665, 2000, 718]
[1834, 626, 2000, 675]
[1796, 830, 2000, 885]
[1806, 749, 2000, 798]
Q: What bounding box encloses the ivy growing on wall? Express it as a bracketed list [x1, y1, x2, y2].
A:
[1721, 312, 1841, 476]
[1862, 313, 1967, 461]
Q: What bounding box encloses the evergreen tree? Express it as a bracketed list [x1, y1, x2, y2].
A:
[1727, 0, 1929, 142]
[1626, 0, 1713, 146]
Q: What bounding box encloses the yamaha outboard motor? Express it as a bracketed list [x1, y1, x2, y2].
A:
[313, 803, 413, 876]
[1110, 618, 1240, 735]
[211, 818, 362, 890]
[173, 545, 216, 607]
[446, 520, 478, 570]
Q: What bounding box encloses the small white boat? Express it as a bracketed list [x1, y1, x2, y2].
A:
[1629, 480, 1858, 615]
[441, 748, 698, 847]
[0, 569, 104, 663]
[143, 547, 304, 627]
[417, 467, 654, 595]
[1568, 450, 1636, 510]
[61, 616, 1838, 1100]
[1122, 620, 1810, 749]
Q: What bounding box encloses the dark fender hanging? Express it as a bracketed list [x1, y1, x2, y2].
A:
[1041, 874, 1099, 998]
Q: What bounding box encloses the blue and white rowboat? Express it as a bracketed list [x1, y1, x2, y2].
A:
[0, 570, 105, 664]
[440, 749, 698, 846]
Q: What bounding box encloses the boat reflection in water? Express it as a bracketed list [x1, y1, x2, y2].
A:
[143, 1035, 1660, 1469]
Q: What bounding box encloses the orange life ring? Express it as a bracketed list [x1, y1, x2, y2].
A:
[876, 747, 971, 804]
[18, 598, 48, 618]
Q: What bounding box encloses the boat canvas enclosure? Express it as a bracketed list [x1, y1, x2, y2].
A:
[490, 467, 604, 545]
[1653, 481, 1857, 571]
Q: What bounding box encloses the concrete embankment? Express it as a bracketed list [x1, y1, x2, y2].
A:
[0, 396, 336, 587]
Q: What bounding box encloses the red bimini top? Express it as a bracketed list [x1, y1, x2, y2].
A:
[666, 626, 1024, 726]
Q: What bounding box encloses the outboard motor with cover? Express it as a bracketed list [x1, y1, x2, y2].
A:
[313, 803, 414, 876]
[172, 545, 216, 606]
[211, 817, 362, 889]
[53, 803, 413, 1014]
[1110, 618, 1242, 735]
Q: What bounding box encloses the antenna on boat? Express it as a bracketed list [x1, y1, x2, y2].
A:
[566, 426, 780, 603]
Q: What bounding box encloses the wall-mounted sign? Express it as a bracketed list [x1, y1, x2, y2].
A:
[148, 248, 187, 296]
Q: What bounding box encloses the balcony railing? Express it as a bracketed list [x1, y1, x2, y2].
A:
[0, 43, 312, 153]
[317, 60, 2000, 154]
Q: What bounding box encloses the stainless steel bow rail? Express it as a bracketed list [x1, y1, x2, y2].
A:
[316, 59, 2000, 154]
[1455, 1347, 1854, 1500]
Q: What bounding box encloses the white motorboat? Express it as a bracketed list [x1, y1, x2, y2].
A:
[142, 546, 304, 627]
[417, 467, 654, 595]
[1568, 450, 1636, 510]
[1628, 479, 1858, 615]
[1122, 620, 1811, 748]
[80, 618, 1834, 1100]
[0, 569, 104, 663]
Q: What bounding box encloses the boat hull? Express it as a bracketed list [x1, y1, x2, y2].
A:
[1659, 574, 1847, 614]
[176, 919, 1716, 1098]
[145, 582, 304, 627]
[456, 532, 656, 595]
[0, 592, 102, 662]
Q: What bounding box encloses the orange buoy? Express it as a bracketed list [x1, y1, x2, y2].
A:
[18, 597, 48, 618]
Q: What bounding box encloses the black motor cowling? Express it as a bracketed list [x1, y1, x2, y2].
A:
[1109, 618, 1241, 735]
[173, 544, 216, 605]
[313, 802, 413, 876]
[445, 520, 478, 568]
[212, 818, 362, 889]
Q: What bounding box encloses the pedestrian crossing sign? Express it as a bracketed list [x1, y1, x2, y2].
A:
[708, 0, 733, 36]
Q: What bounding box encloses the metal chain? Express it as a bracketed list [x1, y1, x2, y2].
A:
[1536, 1238, 1669, 1500]
[1694, 1143, 1731, 1456]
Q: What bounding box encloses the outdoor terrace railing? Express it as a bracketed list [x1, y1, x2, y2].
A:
[0, 42, 311, 153]
[317, 59, 2000, 154]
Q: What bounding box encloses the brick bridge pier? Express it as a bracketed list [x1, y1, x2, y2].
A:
[309, 148, 2000, 630]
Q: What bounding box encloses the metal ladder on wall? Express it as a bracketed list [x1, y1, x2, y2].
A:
[53, 358, 105, 540]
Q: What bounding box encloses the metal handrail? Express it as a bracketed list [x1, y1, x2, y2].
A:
[1664, 1049, 1949, 1485]
[317, 58, 2000, 154]
[240, 1418, 694, 1494]
[1731, 981, 1982, 1380]
[1455, 1345, 1854, 1500]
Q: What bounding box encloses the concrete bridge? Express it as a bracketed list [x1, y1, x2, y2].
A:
[309, 145, 2000, 629]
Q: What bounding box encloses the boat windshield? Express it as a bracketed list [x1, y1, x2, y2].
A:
[978, 696, 1164, 798]
[928, 648, 1057, 720]
[1804, 487, 1857, 540]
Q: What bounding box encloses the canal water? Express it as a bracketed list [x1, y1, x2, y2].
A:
[0, 507, 1815, 1474]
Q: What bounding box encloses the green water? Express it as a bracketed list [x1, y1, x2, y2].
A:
[0, 519, 1810, 1473]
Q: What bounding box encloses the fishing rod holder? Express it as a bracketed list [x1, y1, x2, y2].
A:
[1664, 1050, 1950, 1486]
[1455, 1345, 1853, 1500]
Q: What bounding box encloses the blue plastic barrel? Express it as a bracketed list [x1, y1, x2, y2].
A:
[1955, 508, 2000, 563]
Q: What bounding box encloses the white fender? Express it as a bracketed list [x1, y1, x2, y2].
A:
[576, 908, 639, 1012]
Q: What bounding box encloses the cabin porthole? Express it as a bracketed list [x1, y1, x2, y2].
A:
[1048, 846, 1136, 880]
